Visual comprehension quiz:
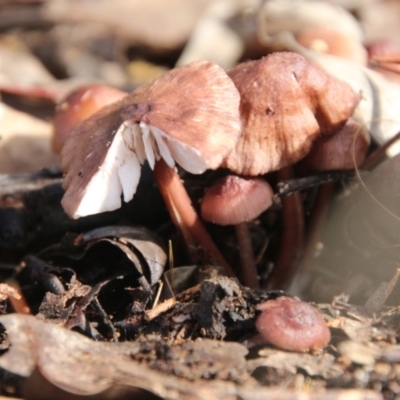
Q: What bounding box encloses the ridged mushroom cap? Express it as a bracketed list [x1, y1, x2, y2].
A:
[61, 61, 241, 219]
[222, 52, 359, 176]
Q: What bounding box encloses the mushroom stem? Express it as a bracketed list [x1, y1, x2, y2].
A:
[235, 223, 260, 289]
[266, 166, 304, 290]
[153, 159, 235, 277]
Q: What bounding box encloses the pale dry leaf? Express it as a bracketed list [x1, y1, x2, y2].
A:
[0, 42, 55, 87]
[258, 0, 363, 46]
[0, 103, 59, 173]
[176, 0, 259, 69]
[43, 0, 213, 51]
[358, 0, 400, 43]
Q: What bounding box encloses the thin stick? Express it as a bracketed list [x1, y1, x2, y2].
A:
[153, 160, 235, 277]
[361, 129, 400, 170]
[275, 171, 354, 198]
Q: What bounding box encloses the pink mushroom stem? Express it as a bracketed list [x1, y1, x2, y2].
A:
[153, 159, 235, 277]
[235, 223, 260, 289]
[266, 166, 305, 290]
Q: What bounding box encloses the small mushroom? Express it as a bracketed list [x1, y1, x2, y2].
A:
[201, 175, 274, 288]
[221, 52, 359, 176]
[367, 39, 400, 63]
[60, 61, 241, 276]
[53, 84, 127, 154]
[303, 118, 370, 171]
[255, 296, 331, 352]
[366, 39, 400, 83]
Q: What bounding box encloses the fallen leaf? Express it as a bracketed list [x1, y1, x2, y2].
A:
[258, 0, 363, 45]
[0, 103, 59, 173]
[43, 0, 213, 51]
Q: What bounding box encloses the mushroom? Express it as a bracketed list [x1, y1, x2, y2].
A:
[221, 52, 359, 176]
[366, 39, 400, 83]
[303, 118, 370, 171]
[52, 84, 127, 154]
[367, 39, 400, 63]
[201, 175, 274, 288]
[218, 52, 358, 288]
[255, 296, 331, 352]
[60, 60, 241, 276]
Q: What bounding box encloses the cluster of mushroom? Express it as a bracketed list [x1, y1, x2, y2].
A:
[55, 52, 360, 284]
[54, 52, 356, 353]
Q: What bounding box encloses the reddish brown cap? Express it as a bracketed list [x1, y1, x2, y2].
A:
[366, 39, 400, 62]
[256, 296, 331, 352]
[221, 52, 359, 176]
[61, 61, 241, 219]
[201, 175, 274, 225]
[53, 84, 127, 154]
[303, 118, 370, 171]
[366, 39, 400, 83]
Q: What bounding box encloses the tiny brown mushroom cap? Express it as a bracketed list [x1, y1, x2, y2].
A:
[201, 175, 274, 226]
[53, 84, 127, 154]
[303, 118, 370, 171]
[222, 52, 359, 176]
[255, 296, 331, 352]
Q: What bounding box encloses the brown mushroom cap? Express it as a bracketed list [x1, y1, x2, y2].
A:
[366, 39, 400, 83]
[303, 118, 370, 171]
[221, 52, 359, 176]
[201, 175, 274, 225]
[366, 39, 400, 62]
[52, 85, 127, 154]
[255, 296, 331, 352]
[61, 61, 241, 219]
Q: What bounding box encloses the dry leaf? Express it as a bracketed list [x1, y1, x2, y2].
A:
[258, 0, 363, 45]
[0, 42, 55, 88]
[0, 103, 59, 173]
[176, 0, 259, 69]
[43, 0, 213, 51]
